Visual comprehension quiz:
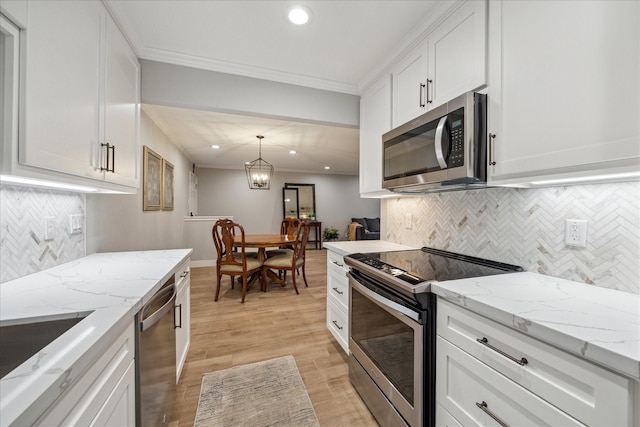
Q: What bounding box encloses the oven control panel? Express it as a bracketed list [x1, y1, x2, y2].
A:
[359, 257, 422, 285]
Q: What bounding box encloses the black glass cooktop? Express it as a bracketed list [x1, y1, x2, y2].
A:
[348, 247, 523, 285]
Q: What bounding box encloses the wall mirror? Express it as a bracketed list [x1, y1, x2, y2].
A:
[283, 183, 316, 219]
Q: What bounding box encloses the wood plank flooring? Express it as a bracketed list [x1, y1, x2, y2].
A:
[170, 248, 379, 427]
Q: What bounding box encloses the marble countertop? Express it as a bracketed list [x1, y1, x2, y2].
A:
[432, 272, 640, 380]
[323, 240, 418, 256]
[0, 249, 192, 426]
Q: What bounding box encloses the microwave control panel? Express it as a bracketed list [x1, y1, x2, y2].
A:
[448, 119, 464, 167]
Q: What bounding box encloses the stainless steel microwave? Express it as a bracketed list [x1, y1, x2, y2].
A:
[382, 91, 487, 193]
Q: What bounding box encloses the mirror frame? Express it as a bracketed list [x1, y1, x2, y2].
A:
[283, 183, 316, 219]
[282, 187, 299, 218]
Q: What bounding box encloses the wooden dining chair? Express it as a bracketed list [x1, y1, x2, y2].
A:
[267, 217, 301, 259]
[262, 222, 311, 294]
[212, 219, 263, 303]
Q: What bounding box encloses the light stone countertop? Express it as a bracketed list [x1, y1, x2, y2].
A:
[0, 248, 192, 427]
[323, 240, 418, 256]
[432, 272, 640, 380]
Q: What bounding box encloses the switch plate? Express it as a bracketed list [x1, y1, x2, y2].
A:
[70, 214, 83, 234]
[405, 213, 412, 230]
[44, 216, 55, 241]
[565, 219, 587, 248]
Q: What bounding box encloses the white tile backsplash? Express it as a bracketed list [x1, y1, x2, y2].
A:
[0, 184, 86, 283]
[384, 181, 640, 293]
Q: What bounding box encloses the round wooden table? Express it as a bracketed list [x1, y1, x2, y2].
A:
[233, 234, 294, 287]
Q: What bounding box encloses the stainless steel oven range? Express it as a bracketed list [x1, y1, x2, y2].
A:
[344, 247, 522, 427]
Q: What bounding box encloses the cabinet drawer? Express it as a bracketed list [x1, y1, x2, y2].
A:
[437, 299, 633, 427]
[436, 402, 463, 427]
[175, 258, 190, 292]
[327, 266, 349, 309]
[327, 250, 348, 273]
[327, 298, 348, 353]
[436, 336, 585, 427]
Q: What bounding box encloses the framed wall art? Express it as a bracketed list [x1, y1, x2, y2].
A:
[162, 159, 174, 211]
[143, 146, 162, 211]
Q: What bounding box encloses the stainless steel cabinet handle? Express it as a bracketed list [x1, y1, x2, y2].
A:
[332, 260, 343, 267]
[477, 337, 528, 366]
[332, 287, 343, 295]
[489, 133, 497, 166]
[180, 270, 189, 278]
[419, 83, 426, 107]
[476, 401, 510, 427]
[174, 303, 182, 329]
[332, 320, 343, 330]
[426, 78, 433, 104]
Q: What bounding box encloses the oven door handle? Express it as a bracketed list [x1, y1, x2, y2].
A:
[350, 278, 420, 322]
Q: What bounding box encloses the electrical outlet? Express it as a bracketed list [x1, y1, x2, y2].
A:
[565, 219, 587, 248]
[405, 213, 412, 230]
[70, 214, 83, 234]
[44, 216, 55, 241]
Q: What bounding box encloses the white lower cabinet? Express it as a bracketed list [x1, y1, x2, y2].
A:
[436, 299, 637, 427]
[36, 321, 136, 427]
[175, 258, 191, 382]
[326, 249, 349, 353]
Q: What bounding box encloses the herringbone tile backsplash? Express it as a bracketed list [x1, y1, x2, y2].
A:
[0, 185, 86, 283]
[385, 182, 640, 294]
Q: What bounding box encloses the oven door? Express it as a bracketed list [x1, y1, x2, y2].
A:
[349, 273, 424, 427]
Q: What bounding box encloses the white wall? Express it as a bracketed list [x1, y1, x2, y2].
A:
[86, 111, 192, 253]
[196, 168, 380, 238]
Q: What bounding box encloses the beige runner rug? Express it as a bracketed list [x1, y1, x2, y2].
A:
[194, 355, 320, 427]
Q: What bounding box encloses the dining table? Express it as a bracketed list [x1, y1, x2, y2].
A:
[233, 234, 294, 287]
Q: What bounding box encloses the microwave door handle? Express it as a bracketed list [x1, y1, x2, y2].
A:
[434, 116, 448, 169]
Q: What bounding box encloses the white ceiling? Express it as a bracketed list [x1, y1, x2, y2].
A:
[106, 1, 444, 175]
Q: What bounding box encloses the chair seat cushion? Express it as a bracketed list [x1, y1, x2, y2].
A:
[220, 257, 263, 273]
[266, 249, 293, 258]
[263, 255, 304, 269]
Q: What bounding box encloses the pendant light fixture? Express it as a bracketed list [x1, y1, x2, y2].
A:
[245, 135, 274, 190]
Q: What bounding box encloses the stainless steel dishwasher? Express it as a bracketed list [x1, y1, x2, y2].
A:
[136, 276, 177, 427]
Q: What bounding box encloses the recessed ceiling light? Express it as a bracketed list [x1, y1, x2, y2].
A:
[289, 150, 297, 154]
[288, 6, 311, 25]
[324, 166, 330, 170]
[211, 144, 220, 149]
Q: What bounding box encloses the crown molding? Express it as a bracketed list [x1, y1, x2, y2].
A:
[138, 47, 360, 96]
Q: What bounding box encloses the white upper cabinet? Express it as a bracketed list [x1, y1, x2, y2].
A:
[359, 75, 392, 197]
[17, 0, 139, 192]
[392, 38, 429, 127]
[392, 0, 487, 127]
[487, 0, 640, 185]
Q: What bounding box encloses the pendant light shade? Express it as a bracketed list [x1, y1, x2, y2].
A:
[245, 135, 274, 190]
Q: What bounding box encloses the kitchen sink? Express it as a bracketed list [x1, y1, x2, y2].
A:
[0, 314, 90, 378]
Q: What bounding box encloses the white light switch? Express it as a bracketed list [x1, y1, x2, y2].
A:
[44, 216, 55, 241]
[70, 214, 83, 234]
[405, 213, 412, 230]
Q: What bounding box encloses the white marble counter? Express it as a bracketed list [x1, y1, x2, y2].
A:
[432, 272, 640, 380]
[0, 248, 192, 426]
[323, 240, 418, 256]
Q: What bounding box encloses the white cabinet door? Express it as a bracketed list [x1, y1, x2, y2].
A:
[487, 0, 640, 185]
[392, 39, 429, 127]
[21, 0, 103, 181]
[392, 1, 487, 128]
[175, 259, 191, 382]
[427, 0, 486, 108]
[102, 14, 139, 188]
[359, 75, 392, 197]
[90, 360, 136, 427]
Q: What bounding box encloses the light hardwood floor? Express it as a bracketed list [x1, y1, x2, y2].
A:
[170, 248, 379, 426]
